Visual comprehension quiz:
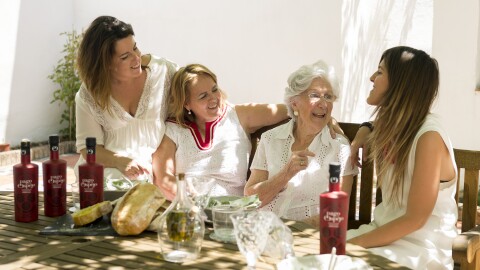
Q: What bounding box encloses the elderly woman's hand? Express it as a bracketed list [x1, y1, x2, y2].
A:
[284, 149, 315, 177]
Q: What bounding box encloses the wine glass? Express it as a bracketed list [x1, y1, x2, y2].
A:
[185, 176, 216, 219]
[230, 211, 274, 269]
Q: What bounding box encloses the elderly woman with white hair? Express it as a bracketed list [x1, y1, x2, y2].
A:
[244, 60, 358, 226]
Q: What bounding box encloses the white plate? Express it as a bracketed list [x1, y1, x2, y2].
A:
[277, 254, 372, 270]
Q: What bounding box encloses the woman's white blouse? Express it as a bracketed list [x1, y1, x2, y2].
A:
[165, 105, 251, 196]
[74, 55, 178, 179]
[250, 120, 358, 221]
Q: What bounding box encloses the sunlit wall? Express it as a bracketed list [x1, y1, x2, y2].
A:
[1, 0, 75, 147]
[2, 0, 479, 150]
[339, 0, 433, 123]
[0, 1, 20, 145]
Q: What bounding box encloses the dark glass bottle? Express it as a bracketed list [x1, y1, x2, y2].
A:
[78, 137, 103, 209]
[319, 162, 349, 255]
[42, 135, 67, 217]
[13, 139, 39, 222]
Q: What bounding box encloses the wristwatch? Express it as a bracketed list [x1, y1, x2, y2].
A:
[360, 121, 374, 131]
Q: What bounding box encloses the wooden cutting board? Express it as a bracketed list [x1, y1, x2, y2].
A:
[39, 213, 118, 236]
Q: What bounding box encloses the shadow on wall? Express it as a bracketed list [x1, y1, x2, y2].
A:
[339, 0, 424, 122]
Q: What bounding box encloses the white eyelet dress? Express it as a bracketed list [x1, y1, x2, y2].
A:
[250, 119, 358, 221]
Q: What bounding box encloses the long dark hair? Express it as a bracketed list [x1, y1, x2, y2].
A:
[370, 46, 439, 206]
[77, 16, 134, 111]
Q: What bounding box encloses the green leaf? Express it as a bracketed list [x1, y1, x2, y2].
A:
[48, 30, 82, 141]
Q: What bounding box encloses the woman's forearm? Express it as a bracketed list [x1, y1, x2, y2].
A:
[151, 136, 178, 200]
[80, 146, 129, 170]
[153, 173, 177, 201]
[348, 213, 426, 248]
[245, 167, 294, 206]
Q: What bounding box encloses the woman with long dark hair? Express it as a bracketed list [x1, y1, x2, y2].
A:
[348, 46, 457, 269]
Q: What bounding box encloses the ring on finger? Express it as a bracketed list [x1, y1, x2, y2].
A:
[300, 161, 305, 166]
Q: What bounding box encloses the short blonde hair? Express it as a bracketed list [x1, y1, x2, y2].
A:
[168, 64, 227, 127]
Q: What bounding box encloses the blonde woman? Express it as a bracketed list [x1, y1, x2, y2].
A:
[347, 46, 457, 269]
[152, 64, 289, 200]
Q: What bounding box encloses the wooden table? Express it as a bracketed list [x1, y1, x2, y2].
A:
[0, 192, 409, 269]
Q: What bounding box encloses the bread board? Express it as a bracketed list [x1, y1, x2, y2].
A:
[39, 213, 118, 236]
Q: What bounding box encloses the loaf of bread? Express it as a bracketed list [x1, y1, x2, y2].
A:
[111, 182, 166, 236]
[72, 201, 113, 226]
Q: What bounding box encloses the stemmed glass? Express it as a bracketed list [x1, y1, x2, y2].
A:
[230, 211, 274, 270]
[185, 176, 216, 220]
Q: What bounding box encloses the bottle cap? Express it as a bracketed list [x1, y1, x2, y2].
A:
[86, 137, 96, 148]
[329, 162, 341, 176]
[20, 139, 30, 150]
[49, 135, 59, 146]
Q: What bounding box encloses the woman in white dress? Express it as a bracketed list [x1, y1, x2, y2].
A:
[244, 60, 358, 226]
[75, 16, 177, 181]
[152, 64, 289, 200]
[347, 46, 457, 269]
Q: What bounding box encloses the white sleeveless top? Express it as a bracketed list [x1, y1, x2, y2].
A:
[250, 120, 358, 221]
[347, 114, 458, 270]
[165, 105, 251, 196]
[74, 56, 178, 180]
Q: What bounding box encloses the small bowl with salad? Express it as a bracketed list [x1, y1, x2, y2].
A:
[204, 194, 261, 222]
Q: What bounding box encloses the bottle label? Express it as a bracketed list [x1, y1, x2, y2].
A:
[48, 175, 65, 188]
[15, 192, 37, 213]
[14, 173, 38, 222]
[17, 179, 36, 192]
[323, 211, 345, 228]
[45, 184, 66, 209]
[319, 194, 348, 255]
[80, 178, 98, 192]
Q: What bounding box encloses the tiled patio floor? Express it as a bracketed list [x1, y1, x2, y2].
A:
[0, 153, 79, 191]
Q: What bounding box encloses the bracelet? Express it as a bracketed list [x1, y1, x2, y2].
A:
[360, 121, 374, 131]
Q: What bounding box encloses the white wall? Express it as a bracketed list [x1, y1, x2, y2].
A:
[0, 0, 74, 146]
[1, 0, 479, 150]
[72, 0, 343, 106]
[339, 0, 433, 123]
[433, 0, 480, 150]
[0, 0, 21, 145]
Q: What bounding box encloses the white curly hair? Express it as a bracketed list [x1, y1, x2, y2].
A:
[284, 60, 340, 121]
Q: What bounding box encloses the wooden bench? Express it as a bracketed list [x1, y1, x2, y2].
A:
[452, 149, 480, 270]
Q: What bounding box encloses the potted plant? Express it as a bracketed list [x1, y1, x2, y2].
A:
[48, 30, 82, 141]
[0, 142, 10, 152]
